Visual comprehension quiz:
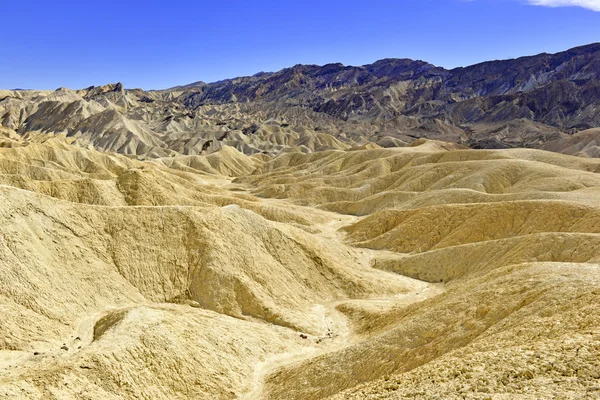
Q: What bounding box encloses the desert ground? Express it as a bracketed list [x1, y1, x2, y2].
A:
[0, 131, 598, 399]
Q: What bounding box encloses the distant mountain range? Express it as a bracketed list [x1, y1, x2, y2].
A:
[2, 43, 600, 157]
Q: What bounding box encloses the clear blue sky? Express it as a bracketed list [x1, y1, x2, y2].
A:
[1, 0, 598, 90]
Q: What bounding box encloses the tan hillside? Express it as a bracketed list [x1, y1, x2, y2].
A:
[0, 135, 599, 399]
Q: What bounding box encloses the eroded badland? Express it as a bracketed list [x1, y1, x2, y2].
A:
[1, 43, 600, 399]
[0, 135, 598, 399]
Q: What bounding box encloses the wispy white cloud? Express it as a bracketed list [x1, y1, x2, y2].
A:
[526, 0, 600, 11]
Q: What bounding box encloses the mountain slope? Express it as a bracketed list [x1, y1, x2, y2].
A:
[2, 44, 600, 158]
[178, 43, 600, 130]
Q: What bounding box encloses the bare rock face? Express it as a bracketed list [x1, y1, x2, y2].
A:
[2, 43, 600, 158]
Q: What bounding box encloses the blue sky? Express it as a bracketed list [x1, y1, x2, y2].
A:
[1, 0, 598, 90]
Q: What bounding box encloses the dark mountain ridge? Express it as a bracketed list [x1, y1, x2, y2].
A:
[2, 43, 600, 157]
[178, 43, 600, 130]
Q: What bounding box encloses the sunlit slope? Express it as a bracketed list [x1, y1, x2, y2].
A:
[0, 183, 411, 340]
[1, 138, 599, 399]
[324, 262, 600, 400]
[0, 138, 326, 225]
[0, 138, 414, 398]
[345, 200, 600, 252]
[238, 141, 600, 211]
[235, 140, 600, 399]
